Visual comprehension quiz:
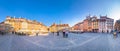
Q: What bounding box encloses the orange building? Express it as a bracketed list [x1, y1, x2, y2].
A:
[73, 22, 84, 32]
[73, 15, 98, 32]
[83, 15, 93, 32]
[73, 23, 80, 30]
[83, 19, 89, 32]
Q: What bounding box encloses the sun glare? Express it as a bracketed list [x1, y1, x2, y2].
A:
[109, 3, 120, 21]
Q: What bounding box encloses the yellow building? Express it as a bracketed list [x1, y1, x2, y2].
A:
[4, 16, 48, 35]
[49, 23, 70, 32]
[92, 19, 99, 32]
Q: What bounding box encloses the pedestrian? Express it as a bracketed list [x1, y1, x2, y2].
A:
[12, 32, 13, 34]
[65, 31, 69, 38]
[36, 32, 39, 36]
[1, 32, 4, 35]
[52, 32, 54, 35]
[57, 31, 59, 36]
[113, 31, 117, 38]
[63, 31, 65, 38]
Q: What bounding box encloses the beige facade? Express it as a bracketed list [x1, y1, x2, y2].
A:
[49, 23, 70, 32]
[92, 19, 99, 32]
[4, 16, 48, 35]
[0, 22, 13, 33]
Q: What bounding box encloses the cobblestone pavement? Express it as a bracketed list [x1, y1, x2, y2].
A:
[0, 33, 120, 51]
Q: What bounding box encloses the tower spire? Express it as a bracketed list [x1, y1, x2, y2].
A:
[14, 16, 15, 19]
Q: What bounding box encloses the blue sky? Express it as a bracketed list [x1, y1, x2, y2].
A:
[0, 0, 120, 26]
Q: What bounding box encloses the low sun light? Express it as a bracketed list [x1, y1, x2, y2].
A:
[109, 3, 120, 21]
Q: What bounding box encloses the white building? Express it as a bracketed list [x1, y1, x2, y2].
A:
[99, 16, 114, 33]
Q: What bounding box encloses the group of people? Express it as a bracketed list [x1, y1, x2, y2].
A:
[62, 31, 68, 38]
[52, 31, 69, 38]
[0, 31, 5, 35]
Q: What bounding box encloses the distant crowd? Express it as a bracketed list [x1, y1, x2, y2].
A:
[52, 31, 69, 38]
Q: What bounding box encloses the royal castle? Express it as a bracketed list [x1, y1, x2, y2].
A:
[4, 16, 48, 35]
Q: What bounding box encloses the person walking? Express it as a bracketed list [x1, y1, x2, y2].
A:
[57, 31, 59, 36]
[63, 31, 65, 38]
[65, 31, 69, 38]
[52, 32, 54, 35]
[36, 32, 39, 36]
[113, 31, 117, 38]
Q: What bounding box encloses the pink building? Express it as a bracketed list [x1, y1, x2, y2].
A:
[73, 15, 114, 33]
